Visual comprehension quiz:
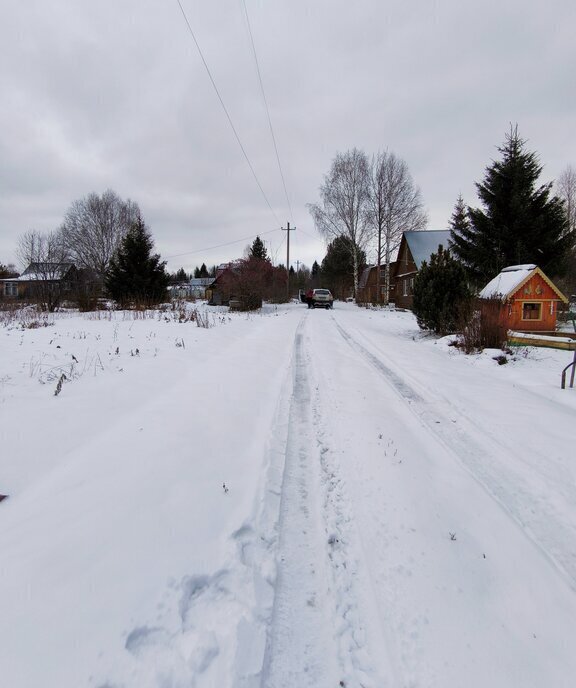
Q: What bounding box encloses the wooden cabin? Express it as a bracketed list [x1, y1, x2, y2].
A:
[479, 264, 568, 333]
[357, 263, 397, 304]
[394, 230, 451, 309]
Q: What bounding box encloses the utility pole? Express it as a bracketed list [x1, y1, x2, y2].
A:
[282, 222, 296, 300]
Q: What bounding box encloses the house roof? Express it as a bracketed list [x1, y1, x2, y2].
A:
[190, 278, 215, 287]
[403, 230, 452, 269]
[479, 264, 568, 303]
[19, 263, 75, 281]
[358, 266, 375, 289]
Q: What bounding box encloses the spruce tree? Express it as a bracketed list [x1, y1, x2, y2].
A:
[105, 216, 169, 306]
[250, 236, 269, 261]
[450, 126, 572, 286]
[412, 246, 473, 335]
[321, 236, 366, 299]
[449, 194, 471, 237]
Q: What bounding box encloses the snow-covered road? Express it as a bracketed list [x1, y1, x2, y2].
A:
[1, 302, 576, 687]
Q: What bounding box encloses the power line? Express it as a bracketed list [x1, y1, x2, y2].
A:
[165, 227, 281, 260]
[241, 0, 293, 222]
[175, 0, 282, 227]
[297, 226, 325, 243]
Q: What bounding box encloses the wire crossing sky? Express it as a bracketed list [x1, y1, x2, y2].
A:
[175, 0, 283, 229]
[241, 0, 294, 224]
[1, 0, 574, 272]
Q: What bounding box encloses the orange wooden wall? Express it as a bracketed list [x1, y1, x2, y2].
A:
[500, 273, 560, 332]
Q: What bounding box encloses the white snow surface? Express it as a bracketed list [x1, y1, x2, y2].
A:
[1, 302, 576, 688]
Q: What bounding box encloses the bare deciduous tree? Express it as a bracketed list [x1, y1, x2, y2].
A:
[557, 166, 576, 294]
[308, 148, 370, 297]
[17, 229, 72, 311]
[557, 165, 576, 234]
[17, 229, 70, 272]
[60, 189, 140, 278]
[367, 151, 427, 304]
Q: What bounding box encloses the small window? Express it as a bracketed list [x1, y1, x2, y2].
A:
[5, 282, 18, 297]
[522, 302, 541, 320]
[403, 279, 408, 297]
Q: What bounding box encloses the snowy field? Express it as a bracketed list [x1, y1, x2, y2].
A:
[1, 301, 576, 688]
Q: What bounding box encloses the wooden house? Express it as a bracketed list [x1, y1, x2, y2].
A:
[479, 264, 568, 333]
[394, 230, 451, 309]
[207, 263, 235, 305]
[357, 263, 397, 304]
[0, 263, 78, 301]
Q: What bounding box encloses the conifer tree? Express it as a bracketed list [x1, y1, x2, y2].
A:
[450, 126, 572, 286]
[449, 194, 471, 236]
[249, 236, 269, 261]
[412, 246, 473, 335]
[105, 216, 169, 306]
[321, 236, 366, 299]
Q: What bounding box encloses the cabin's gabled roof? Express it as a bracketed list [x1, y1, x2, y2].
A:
[479, 264, 568, 303]
[358, 266, 375, 289]
[403, 230, 451, 269]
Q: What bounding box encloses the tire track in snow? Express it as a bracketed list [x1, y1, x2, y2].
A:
[307, 362, 399, 688]
[260, 317, 391, 688]
[332, 317, 576, 593]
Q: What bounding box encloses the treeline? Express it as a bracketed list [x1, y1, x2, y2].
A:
[9, 190, 169, 310]
[412, 126, 575, 341]
[308, 126, 576, 303]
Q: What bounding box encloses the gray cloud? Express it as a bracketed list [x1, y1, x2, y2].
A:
[1, 0, 574, 273]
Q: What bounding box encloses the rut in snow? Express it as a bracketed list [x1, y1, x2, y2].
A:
[260, 318, 390, 688]
[333, 316, 576, 593]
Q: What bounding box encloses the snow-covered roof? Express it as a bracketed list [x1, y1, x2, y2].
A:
[404, 230, 451, 269]
[19, 263, 75, 281]
[479, 265, 537, 299]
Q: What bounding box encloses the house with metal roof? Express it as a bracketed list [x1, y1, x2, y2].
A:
[394, 230, 451, 309]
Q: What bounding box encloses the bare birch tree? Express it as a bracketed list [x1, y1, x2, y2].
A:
[557, 165, 576, 292]
[367, 151, 427, 304]
[557, 165, 576, 234]
[308, 149, 370, 297]
[60, 189, 140, 278]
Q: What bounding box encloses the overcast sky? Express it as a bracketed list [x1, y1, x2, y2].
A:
[1, 0, 575, 273]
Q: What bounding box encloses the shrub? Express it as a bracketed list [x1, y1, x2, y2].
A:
[458, 297, 507, 352]
[412, 246, 473, 335]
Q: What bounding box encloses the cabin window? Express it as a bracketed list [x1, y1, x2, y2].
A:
[403, 279, 408, 297]
[522, 302, 542, 320]
[4, 282, 17, 297]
